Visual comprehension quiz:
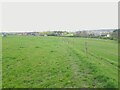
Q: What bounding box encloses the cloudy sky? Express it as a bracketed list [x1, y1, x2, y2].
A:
[1, 2, 118, 32]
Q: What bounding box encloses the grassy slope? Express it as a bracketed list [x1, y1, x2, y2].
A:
[2, 35, 118, 88]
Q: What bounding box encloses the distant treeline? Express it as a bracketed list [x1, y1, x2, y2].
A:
[1, 29, 120, 41]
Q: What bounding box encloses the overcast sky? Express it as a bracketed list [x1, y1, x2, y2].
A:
[1, 2, 118, 32]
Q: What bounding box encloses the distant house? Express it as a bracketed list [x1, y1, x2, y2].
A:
[100, 34, 107, 37]
[100, 33, 111, 37]
[44, 34, 47, 37]
[2, 33, 7, 37]
[106, 34, 110, 37]
[17, 33, 23, 35]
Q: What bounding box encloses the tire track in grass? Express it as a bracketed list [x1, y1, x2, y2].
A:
[60, 37, 83, 87]
[67, 45, 93, 87]
[67, 45, 98, 87]
[87, 49, 118, 69]
[67, 49, 82, 87]
[62, 38, 93, 87]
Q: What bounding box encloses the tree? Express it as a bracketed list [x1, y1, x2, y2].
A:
[111, 29, 118, 40]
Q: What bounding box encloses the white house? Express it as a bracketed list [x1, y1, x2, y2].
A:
[106, 34, 110, 37]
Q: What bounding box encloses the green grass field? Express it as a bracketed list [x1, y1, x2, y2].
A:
[2, 35, 118, 88]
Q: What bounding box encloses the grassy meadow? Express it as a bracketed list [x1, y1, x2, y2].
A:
[2, 35, 118, 88]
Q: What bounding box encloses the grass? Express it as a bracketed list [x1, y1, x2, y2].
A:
[2, 35, 118, 88]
